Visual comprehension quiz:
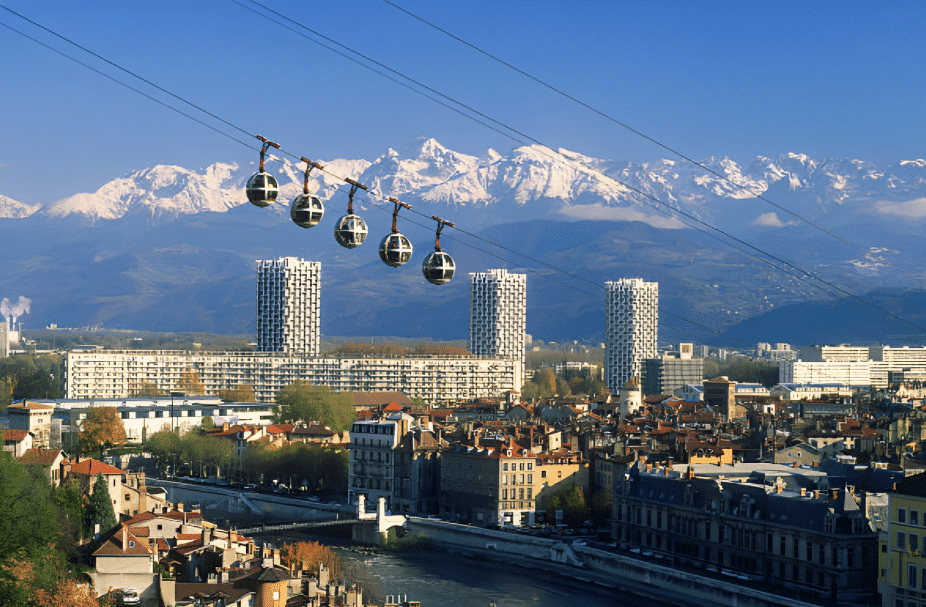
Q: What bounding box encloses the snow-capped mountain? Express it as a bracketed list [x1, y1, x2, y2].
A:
[4, 137, 923, 233]
[0, 194, 41, 218]
[2, 137, 926, 344]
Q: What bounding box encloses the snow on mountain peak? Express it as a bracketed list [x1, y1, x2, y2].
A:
[0, 193, 41, 218]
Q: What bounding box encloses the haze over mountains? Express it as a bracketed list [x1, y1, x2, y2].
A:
[3, 138, 925, 346]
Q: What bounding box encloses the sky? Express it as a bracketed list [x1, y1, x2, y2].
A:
[0, 1, 924, 206]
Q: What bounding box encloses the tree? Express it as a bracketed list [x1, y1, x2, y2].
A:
[177, 368, 205, 394]
[217, 384, 256, 402]
[276, 382, 354, 431]
[79, 407, 126, 456]
[281, 540, 340, 577]
[87, 473, 117, 537]
[146, 429, 181, 476]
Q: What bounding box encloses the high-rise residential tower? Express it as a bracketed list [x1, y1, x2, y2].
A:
[605, 278, 658, 395]
[469, 269, 527, 389]
[256, 257, 321, 356]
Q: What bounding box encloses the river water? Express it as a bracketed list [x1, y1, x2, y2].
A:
[331, 547, 669, 607]
[206, 506, 672, 607]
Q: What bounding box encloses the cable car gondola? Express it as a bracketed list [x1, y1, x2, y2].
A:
[290, 157, 324, 228]
[246, 135, 280, 208]
[422, 216, 455, 285]
[379, 198, 413, 268]
[334, 178, 368, 248]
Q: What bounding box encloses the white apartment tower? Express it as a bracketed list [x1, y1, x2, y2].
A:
[256, 257, 321, 356]
[469, 269, 527, 389]
[606, 278, 658, 395]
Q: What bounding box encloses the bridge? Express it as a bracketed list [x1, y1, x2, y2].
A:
[233, 495, 406, 546]
[238, 518, 356, 535]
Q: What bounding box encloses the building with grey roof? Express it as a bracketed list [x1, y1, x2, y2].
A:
[611, 458, 878, 604]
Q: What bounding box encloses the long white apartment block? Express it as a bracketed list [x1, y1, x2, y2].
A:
[791, 344, 926, 388]
[779, 361, 872, 387]
[256, 257, 321, 356]
[64, 350, 520, 404]
[605, 278, 658, 395]
[469, 269, 527, 389]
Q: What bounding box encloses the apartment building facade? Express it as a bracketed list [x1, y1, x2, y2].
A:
[64, 350, 520, 405]
[469, 269, 527, 390]
[605, 279, 658, 395]
[256, 257, 321, 356]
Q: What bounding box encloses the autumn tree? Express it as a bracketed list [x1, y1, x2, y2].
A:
[276, 382, 354, 431]
[281, 541, 340, 577]
[79, 406, 126, 456]
[218, 384, 256, 402]
[87, 473, 118, 536]
[177, 368, 206, 394]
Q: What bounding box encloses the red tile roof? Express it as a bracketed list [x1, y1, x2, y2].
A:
[69, 458, 125, 476]
[93, 528, 151, 556]
[18, 448, 65, 465]
[3, 429, 31, 442]
[9, 401, 54, 410]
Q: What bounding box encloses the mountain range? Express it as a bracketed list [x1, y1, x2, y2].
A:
[2, 137, 925, 347]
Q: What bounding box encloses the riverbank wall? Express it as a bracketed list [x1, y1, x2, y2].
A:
[404, 518, 820, 607]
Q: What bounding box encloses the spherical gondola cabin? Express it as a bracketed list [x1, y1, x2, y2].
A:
[379, 232, 413, 267]
[422, 250, 455, 285]
[246, 171, 279, 208]
[290, 193, 324, 228]
[247, 136, 281, 208]
[334, 214, 368, 248]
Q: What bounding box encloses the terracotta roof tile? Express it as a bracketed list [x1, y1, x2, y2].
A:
[3, 429, 31, 442]
[9, 401, 54, 410]
[69, 458, 126, 476]
[17, 448, 64, 465]
[93, 528, 151, 557]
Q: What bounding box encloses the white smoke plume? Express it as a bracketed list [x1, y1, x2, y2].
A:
[1, 296, 31, 327]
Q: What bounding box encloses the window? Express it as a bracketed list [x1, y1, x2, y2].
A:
[503, 463, 508, 472]
[899, 531, 907, 550]
[541, 470, 547, 479]
[914, 511, 920, 526]
[899, 508, 907, 524]
[912, 534, 920, 553]
[910, 563, 918, 588]
[527, 474, 532, 484]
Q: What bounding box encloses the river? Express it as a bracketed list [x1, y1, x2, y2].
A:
[330, 547, 671, 607]
[204, 504, 673, 607]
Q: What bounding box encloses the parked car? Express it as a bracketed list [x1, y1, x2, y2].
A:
[121, 589, 140, 606]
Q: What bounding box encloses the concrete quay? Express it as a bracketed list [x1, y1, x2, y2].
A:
[404, 518, 822, 607]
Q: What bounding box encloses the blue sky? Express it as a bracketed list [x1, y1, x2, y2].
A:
[1, 1, 923, 205]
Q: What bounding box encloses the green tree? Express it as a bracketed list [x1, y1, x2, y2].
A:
[556, 378, 572, 397]
[79, 406, 127, 456]
[87, 473, 117, 537]
[276, 382, 354, 431]
[535, 368, 557, 397]
[217, 384, 256, 402]
[146, 429, 181, 476]
[0, 447, 60, 558]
